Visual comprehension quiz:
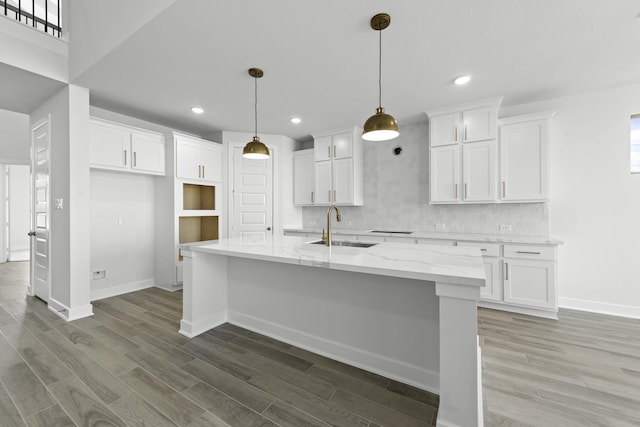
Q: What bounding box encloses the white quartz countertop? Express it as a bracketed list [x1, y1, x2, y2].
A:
[283, 228, 563, 245]
[182, 235, 486, 287]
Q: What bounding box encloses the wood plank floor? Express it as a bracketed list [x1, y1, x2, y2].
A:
[1, 261, 639, 426]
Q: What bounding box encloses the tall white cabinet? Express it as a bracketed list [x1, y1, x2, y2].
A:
[155, 133, 224, 290]
[293, 149, 315, 205]
[313, 127, 363, 206]
[427, 98, 501, 204]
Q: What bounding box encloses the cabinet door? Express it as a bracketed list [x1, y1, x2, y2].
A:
[481, 257, 501, 301]
[332, 131, 353, 159]
[89, 121, 130, 170]
[430, 145, 460, 203]
[462, 140, 497, 202]
[500, 119, 548, 201]
[131, 131, 165, 175]
[314, 136, 332, 161]
[176, 139, 201, 180]
[430, 113, 460, 147]
[503, 259, 555, 309]
[463, 108, 497, 143]
[314, 161, 332, 204]
[332, 158, 353, 204]
[200, 143, 223, 182]
[294, 151, 315, 205]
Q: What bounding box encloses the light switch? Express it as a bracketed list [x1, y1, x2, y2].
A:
[54, 198, 63, 210]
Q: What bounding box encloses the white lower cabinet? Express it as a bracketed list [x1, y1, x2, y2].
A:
[503, 258, 556, 310]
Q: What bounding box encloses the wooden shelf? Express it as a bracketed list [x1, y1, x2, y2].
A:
[178, 216, 219, 261]
[183, 183, 215, 210]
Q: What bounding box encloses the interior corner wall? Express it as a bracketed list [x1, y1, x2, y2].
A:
[500, 83, 640, 318]
[30, 84, 92, 319]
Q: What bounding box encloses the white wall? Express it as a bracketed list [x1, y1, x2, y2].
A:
[68, 0, 175, 80]
[499, 83, 640, 318]
[30, 84, 92, 320]
[0, 109, 30, 163]
[7, 165, 29, 260]
[90, 170, 156, 300]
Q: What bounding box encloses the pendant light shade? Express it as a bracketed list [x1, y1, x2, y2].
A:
[243, 68, 270, 159]
[362, 13, 399, 142]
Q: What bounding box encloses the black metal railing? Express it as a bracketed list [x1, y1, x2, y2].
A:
[2, 0, 61, 37]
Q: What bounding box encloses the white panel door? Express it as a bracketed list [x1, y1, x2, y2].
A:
[503, 259, 555, 309]
[30, 118, 50, 302]
[314, 161, 332, 205]
[500, 120, 548, 201]
[200, 143, 223, 182]
[89, 120, 129, 170]
[232, 146, 273, 240]
[131, 131, 165, 174]
[463, 108, 496, 142]
[430, 145, 460, 203]
[176, 138, 200, 180]
[462, 140, 497, 202]
[332, 158, 353, 205]
[430, 113, 460, 147]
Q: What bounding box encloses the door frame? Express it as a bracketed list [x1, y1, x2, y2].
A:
[226, 141, 278, 238]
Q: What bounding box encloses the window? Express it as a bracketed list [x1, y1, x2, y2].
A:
[631, 115, 640, 173]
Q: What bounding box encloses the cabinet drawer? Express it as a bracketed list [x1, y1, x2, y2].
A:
[504, 244, 555, 261]
[457, 241, 500, 257]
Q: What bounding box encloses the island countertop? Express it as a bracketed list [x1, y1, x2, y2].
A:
[182, 235, 486, 286]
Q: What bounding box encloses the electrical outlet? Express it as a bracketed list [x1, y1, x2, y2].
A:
[310, 220, 317, 226]
[344, 221, 352, 226]
[499, 224, 512, 231]
[435, 223, 446, 230]
[92, 270, 106, 280]
[115, 218, 122, 226]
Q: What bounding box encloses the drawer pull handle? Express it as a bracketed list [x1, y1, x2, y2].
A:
[311, 191, 314, 203]
[454, 127, 458, 142]
[502, 181, 506, 198]
[124, 150, 127, 166]
[516, 251, 541, 255]
[480, 248, 487, 251]
[505, 262, 509, 280]
[334, 145, 337, 158]
[328, 146, 331, 158]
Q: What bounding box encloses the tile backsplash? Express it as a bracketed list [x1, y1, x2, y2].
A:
[301, 120, 550, 236]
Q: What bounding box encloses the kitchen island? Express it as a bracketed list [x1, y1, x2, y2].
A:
[181, 235, 486, 427]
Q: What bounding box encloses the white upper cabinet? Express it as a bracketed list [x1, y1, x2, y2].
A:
[174, 134, 223, 183]
[499, 112, 553, 202]
[430, 113, 460, 147]
[89, 118, 165, 176]
[462, 107, 497, 143]
[462, 140, 497, 202]
[312, 126, 363, 206]
[427, 98, 501, 204]
[293, 149, 315, 205]
[430, 145, 460, 203]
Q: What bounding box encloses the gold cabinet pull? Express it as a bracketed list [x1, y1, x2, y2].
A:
[124, 150, 127, 166]
[311, 191, 314, 203]
[328, 146, 331, 159]
[198, 165, 202, 178]
[464, 183, 468, 199]
[464, 125, 468, 141]
[334, 145, 336, 158]
[502, 181, 506, 197]
[454, 127, 458, 142]
[328, 190, 331, 201]
[505, 262, 509, 280]
[333, 190, 336, 201]
[202, 165, 205, 179]
[454, 183, 458, 199]
[133, 152, 137, 167]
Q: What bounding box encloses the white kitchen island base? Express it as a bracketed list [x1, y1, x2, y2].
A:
[181, 236, 485, 427]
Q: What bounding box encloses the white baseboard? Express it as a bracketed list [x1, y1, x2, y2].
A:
[478, 301, 558, 319]
[91, 279, 155, 301]
[48, 298, 94, 321]
[559, 297, 640, 320]
[179, 311, 227, 338]
[228, 310, 440, 394]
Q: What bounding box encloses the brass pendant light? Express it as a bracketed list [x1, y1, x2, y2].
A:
[243, 68, 270, 159]
[362, 13, 399, 142]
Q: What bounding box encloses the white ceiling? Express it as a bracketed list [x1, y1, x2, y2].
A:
[71, 0, 640, 140]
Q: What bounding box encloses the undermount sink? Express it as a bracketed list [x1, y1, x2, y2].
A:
[307, 240, 378, 248]
[369, 230, 414, 234]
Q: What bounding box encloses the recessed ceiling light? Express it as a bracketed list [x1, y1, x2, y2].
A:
[290, 117, 302, 124]
[453, 75, 472, 85]
[191, 106, 204, 114]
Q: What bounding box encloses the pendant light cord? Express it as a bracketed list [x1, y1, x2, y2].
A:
[254, 76, 258, 137]
[378, 27, 382, 109]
